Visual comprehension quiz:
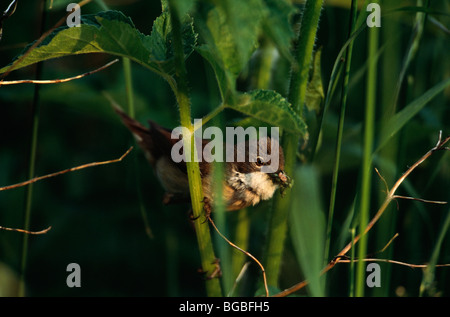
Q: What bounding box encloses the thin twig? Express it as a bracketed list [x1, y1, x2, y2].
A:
[379, 233, 399, 254]
[337, 257, 450, 269]
[274, 132, 450, 297]
[0, 59, 119, 86]
[0, 225, 51, 235]
[0, 147, 133, 191]
[375, 167, 390, 193]
[392, 195, 447, 205]
[207, 215, 269, 297]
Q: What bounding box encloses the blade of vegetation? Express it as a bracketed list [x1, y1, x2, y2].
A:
[373, 0, 419, 296]
[194, 0, 265, 104]
[263, 0, 323, 288]
[420, 206, 450, 296]
[356, 0, 379, 296]
[289, 165, 326, 297]
[375, 77, 450, 155]
[18, 0, 48, 297]
[392, 0, 429, 109]
[324, 0, 358, 270]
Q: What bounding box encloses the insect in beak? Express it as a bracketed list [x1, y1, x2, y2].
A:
[269, 170, 293, 196]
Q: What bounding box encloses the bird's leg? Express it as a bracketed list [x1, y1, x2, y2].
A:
[206, 258, 222, 280]
[187, 197, 212, 222]
[188, 208, 200, 221]
[202, 197, 213, 223]
[197, 258, 222, 280]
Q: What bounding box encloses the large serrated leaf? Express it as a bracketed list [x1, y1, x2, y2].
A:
[261, 0, 296, 62]
[228, 89, 307, 135]
[0, 10, 197, 76]
[195, 0, 266, 101]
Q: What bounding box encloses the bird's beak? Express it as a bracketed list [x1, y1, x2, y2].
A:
[270, 170, 293, 189]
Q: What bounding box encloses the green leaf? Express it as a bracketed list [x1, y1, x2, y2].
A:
[0, 10, 197, 77]
[261, 0, 296, 62]
[289, 165, 326, 297]
[196, 44, 236, 102]
[228, 89, 307, 135]
[212, 0, 266, 76]
[147, 11, 197, 72]
[195, 0, 266, 101]
[305, 48, 325, 114]
[161, 0, 197, 17]
[375, 77, 450, 154]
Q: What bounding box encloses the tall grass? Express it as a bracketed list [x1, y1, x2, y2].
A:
[324, 0, 358, 270]
[18, 0, 48, 297]
[355, 0, 379, 297]
[372, 0, 401, 297]
[263, 0, 324, 289]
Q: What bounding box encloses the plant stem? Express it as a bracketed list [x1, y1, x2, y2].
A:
[254, 39, 275, 90]
[201, 104, 225, 126]
[263, 0, 323, 288]
[373, 0, 400, 296]
[349, 227, 356, 297]
[122, 58, 135, 118]
[168, 0, 222, 297]
[419, 205, 450, 296]
[324, 0, 357, 268]
[18, 0, 48, 297]
[356, 0, 379, 296]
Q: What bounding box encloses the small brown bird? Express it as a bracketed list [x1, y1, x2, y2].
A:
[115, 107, 292, 213]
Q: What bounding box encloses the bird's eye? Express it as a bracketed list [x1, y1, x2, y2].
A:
[256, 156, 264, 167]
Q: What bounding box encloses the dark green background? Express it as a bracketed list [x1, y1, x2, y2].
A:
[0, 0, 449, 296]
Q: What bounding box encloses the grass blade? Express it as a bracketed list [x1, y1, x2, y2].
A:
[264, 0, 324, 288]
[289, 165, 326, 297]
[324, 0, 358, 268]
[375, 77, 450, 154]
[18, 0, 48, 297]
[355, 1, 379, 296]
[420, 206, 450, 296]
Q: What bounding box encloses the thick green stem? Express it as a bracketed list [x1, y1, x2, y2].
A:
[263, 0, 323, 288]
[168, 0, 222, 297]
[122, 58, 135, 118]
